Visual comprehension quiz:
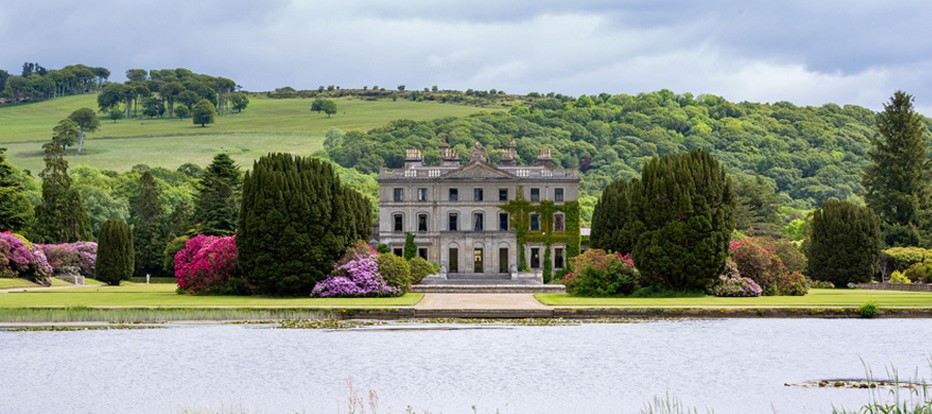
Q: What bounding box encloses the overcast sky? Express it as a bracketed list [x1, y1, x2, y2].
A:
[3, 0, 931, 114]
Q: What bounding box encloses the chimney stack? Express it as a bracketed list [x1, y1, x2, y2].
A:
[535, 148, 554, 169]
[404, 148, 423, 169]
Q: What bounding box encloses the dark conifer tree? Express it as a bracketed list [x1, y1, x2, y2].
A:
[862, 91, 930, 247]
[238, 154, 371, 295]
[590, 178, 639, 253]
[631, 150, 735, 290]
[193, 153, 242, 236]
[131, 171, 167, 275]
[32, 120, 92, 243]
[808, 200, 881, 286]
[403, 232, 416, 260]
[0, 147, 34, 232]
[96, 220, 134, 285]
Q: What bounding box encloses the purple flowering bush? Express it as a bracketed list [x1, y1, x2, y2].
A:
[40, 242, 97, 277]
[707, 259, 763, 297]
[311, 242, 399, 298]
[0, 231, 53, 286]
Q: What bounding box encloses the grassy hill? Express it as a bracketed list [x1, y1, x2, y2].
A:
[0, 94, 495, 173]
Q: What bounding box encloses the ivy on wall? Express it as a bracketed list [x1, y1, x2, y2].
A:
[500, 186, 581, 275]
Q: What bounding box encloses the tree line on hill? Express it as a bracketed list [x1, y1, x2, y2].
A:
[0, 63, 110, 103]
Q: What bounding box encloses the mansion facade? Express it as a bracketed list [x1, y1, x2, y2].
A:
[377, 138, 580, 276]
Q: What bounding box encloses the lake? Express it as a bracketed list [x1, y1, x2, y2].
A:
[2, 319, 930, 413]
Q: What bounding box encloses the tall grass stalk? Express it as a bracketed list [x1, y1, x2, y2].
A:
[832, 358, 932, 414]
[639, 392, 712, 414]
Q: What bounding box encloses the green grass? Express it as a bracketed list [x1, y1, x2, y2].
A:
[536, 289, 932, 308]
[0, 278, 39, 289]
[0, 282, 423, 308]
[0, 94, 495, 172]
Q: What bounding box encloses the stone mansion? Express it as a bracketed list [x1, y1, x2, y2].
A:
[377, 138, 580, 276]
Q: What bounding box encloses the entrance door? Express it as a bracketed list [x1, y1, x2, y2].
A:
[499, 248, 509, 273]
[530, 247, 540, 269]
[449, 248, 458, 273]
[473, 248, 483, 273]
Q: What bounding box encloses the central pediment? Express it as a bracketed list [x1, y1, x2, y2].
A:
[440, 161, 517, 180]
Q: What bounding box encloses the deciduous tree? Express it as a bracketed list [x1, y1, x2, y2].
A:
[0, 147, 34, 232]
[192, 99, 216, 127]
[67, 108, 100, 154]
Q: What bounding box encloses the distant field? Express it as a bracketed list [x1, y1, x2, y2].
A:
[0, 94, 495, 172]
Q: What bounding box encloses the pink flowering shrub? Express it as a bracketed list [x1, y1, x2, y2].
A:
[174, 235, 241, 295]
[311, 242, 398, 297]
[0, 231, 53, 286]
[40, 242, 97, 277]
[730, 237, 809, 296]
[562, 249, 640, 296]
[708, 259, 763, 297]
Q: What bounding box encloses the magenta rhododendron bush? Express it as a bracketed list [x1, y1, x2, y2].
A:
[0, 231, 53, 286]
[726, 237, 809, 296]
[311, 242, 398, 297]
[174, 235, 241, 294]
[39, 242, 97, 277]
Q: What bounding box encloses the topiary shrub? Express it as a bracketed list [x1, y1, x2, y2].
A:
[0, 231, 53, 286]
[174, 235, 240, 295]
[408, 256, 435, 284]
[889, 270, 911, 284]
[95, 220, 134, 286]
[311, 242, 397, 297]
[376, 253, 411, 292]
[403, 233, 416, 260]
[562, 249, 640, 296]
[808, 200, 881, 287]
[707, 259, 762, 297]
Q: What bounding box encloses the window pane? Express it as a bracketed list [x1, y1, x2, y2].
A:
[418, 248, 428, 259]
[530, 188, 540, 201]
[474, 213, 484, 231]
[393, 188, 404, 201]
[449, 214, 458, 231]
[499, 188, 508, 201]
[530, 214, 540, 231]
[393, 248, 403, 257]
[474, 188, 483, 201]
[554, 214, 565, 232]
[418, 188, 427, 201]
[418, 214, 428, 232]
[449, 188, 458, 201]
[555, 188, 564, 202]
[499, 213, 508, 231]
[555, 248, 565, 268]
[393, 214, 403, 232]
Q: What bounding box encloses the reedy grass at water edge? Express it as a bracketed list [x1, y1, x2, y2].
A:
[0, 307, 333, 323]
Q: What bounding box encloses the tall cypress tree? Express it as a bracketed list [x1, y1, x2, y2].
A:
[238, 154, 370, 295]
[590, 178, 639, 253]
[808, 200, 881, 286]
[131, 171, 167, 275]
[193, 153, 242, 236]
[96, 220, 134, 285]
[863, 91, 930, 247]
[32, 120, 92, 243]
[631, 150, 735, 290]
[0, 147, 34, 232]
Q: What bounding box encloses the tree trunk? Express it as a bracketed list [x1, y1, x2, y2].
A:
[77, 128, 85, 154]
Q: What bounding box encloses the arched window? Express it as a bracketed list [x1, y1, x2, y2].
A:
[393, 213, 403, 232]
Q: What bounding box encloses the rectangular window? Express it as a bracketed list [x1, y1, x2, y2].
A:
[499, 247, 509, 273]
[499, 213, 509, 231]
[474, 213, 484, 231]
[530, 247, 540, 269]
[449, 248, 458, 273]
[393, 248, 403, 257]
[499, 188, 508, 201]
[393, 188, 404, 202]
[449, 214, 458, 231]
[417, 188, 428, 201]
[554, 214, 565, 232]
[418, 214, 428, 232]
[474, 188, 484, 201]
[418, 247, 428, 260]
[449, 188, 458, 201]
[530, 213, 540, 231]
[393, 214, 403, 232]
[555, 248, 565, 269]
[530, 188, 540, 202]
[555, 188, 564, 202]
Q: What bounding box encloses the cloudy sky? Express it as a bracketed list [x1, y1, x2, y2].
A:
[3, 0, 931, 113]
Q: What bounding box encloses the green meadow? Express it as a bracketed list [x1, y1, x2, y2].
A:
[536, 289, 932, 308]
[0, 94, 495, 173]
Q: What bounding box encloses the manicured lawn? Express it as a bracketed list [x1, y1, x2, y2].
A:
[0, 94, 497, 173]
[0, 279, 39, 289]
[0, 282, 423, 308]
[536, 289, 932, 308]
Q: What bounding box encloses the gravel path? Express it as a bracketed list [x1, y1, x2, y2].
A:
[415, 293, 548, 310]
